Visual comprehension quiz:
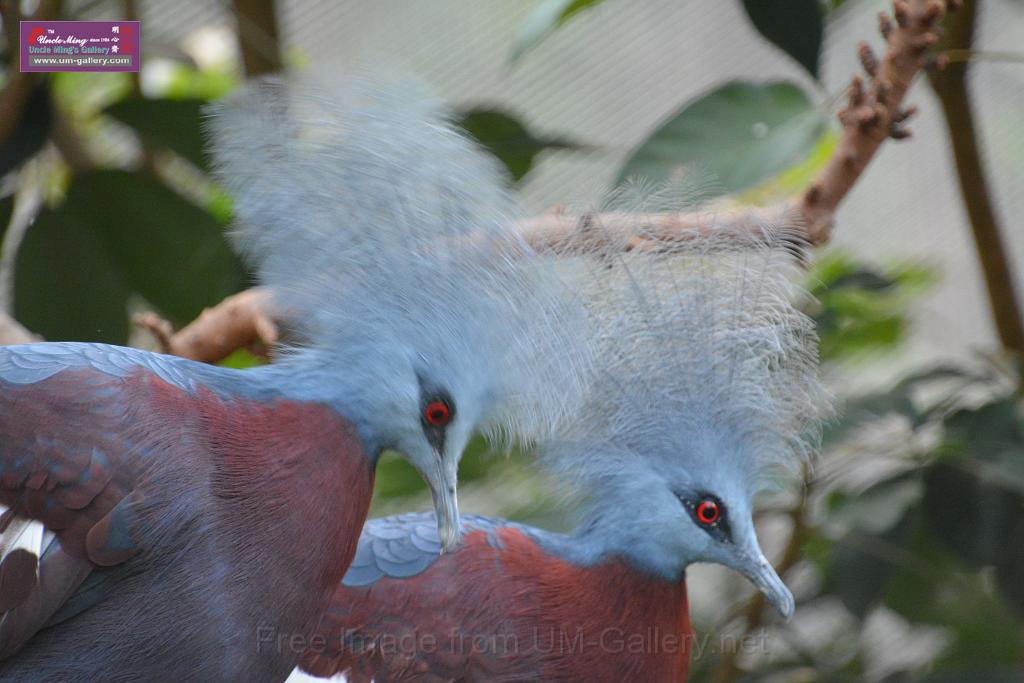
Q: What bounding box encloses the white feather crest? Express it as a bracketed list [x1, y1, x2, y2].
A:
[205, 72, 594, 446]
[542, 181, 829, 491]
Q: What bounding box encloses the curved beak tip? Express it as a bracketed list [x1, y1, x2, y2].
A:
[771, 588, 796, 621]
[744, 553, 795, 621]
[429, 479, 461, 553]
[438, 525, 462, 553]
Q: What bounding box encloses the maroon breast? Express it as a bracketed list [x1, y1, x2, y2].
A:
[302, 525, 692, 682]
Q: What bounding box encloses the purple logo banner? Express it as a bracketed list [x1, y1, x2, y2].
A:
[21, 20, 140, 72]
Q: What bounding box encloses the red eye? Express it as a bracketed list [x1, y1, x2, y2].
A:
[696, 500, 720, 525]
[424, 400, 451, 427]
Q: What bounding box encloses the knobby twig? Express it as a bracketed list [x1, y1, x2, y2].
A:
[133, 288, 278, 361]
[927, 0, 1024, 353]
[800, 0, 958, 244]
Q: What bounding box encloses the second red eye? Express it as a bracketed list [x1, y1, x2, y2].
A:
[424, 400, 451, 427]
[696, 500, 720, 525]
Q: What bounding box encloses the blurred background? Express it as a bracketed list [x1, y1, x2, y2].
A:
[1, 0, 1022, 680]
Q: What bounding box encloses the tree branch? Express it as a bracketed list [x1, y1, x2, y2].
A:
[517, 205, 794, 253]
[133, 288, 278, 361]
[231, 0, 283, 77]
[797, 0, 957, 244]
[927, 0, 1024, 353]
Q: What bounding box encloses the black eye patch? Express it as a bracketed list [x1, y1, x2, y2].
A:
[416, 376, 455, 453]
[677, 491, 732, 543]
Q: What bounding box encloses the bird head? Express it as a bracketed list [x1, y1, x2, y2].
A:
[208, 74, 593, 551]
[340, 346, 486, 551]
[585, 436, 796, 619]
[546, 210, 827, 620]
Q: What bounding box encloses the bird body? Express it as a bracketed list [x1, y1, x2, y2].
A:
[300, 513, 691, 683]
[0, 343, 374, 681]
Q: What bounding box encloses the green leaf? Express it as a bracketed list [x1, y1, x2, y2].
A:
[15, 203, 131, 343]
[828, 506, 915, 619]
[828, 473, 924, 535]
[943, 399, 1023, 462]
[807, 252, 938, 362]
[617, 81, 826, 199]
[456, 109, 581, 182]
[371, 452, 431, 502]
[924, 460, 1024, 569]
[825, 474, 938, 619]
[829, 269, 897, 291]
[736, 128, 837, 202]
[994, 510, 1024, 620]
[741, 0, 824, 79]
[104, 97, 209, 170]
[883, 518, 1024, 666]
[160, 63, 237, 101]
[823, 391, 916, 445]
[921, 455, 1024, 619]
[54, 171, 247, 325]
[511, 0, 605, 63]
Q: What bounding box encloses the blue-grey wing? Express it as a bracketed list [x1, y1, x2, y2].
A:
[341, 512, 513, 586]
[0, 341, 200, 390]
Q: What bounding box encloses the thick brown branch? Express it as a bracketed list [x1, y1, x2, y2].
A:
[927, 0, 1024, 353]
[517, 205, 796, 253]
[134, 288, 278, 362]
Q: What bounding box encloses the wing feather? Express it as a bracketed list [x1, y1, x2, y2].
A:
[0, 341, 244, 661]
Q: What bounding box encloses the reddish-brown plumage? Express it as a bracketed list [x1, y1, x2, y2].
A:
[302, 527, 692, 682]
[184, 376, 377, 641]
[1, 363, 376, 679]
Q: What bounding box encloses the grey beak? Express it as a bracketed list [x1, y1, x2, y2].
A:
[431, 481, 461, 552]
[737, 551, 795, 620]
[423, 455, 461, 552]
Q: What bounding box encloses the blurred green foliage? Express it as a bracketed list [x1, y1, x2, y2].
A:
[617, 81, 827, 199]
[105, 97, 210, 170]
[809, 251, 938, 362]
[741, 0, 825, 78]
[456, 108, 583, 183]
